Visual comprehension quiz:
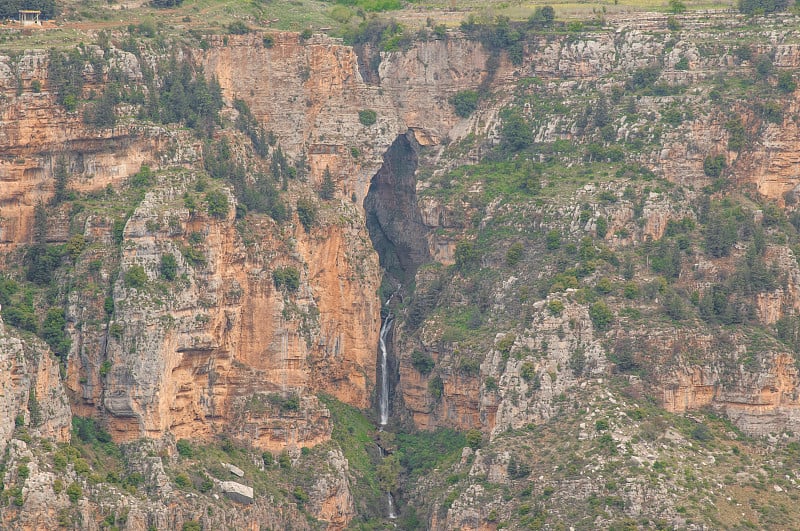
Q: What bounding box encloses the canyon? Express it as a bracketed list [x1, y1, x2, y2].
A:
[4, 9, 800, 529]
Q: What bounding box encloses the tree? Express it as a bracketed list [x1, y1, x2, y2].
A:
[669, 0, 686, 13]
[42, 307, 71, 362]
[778, 71, 796, 93]
[52, 157, 70, 204]
[528, 5, 555, 27]
[703, 154, 726, 178]
[358, 109, 377, 126]
[594, 95, 611, 128]
[589, 301, 614, 331]
[205, 190, 229, 218]
[319, 167, 335, 200]
[160, 254, 178, 281]
[500, 109, 532, 151]
[454, 241, 478, 270]
[296, 197, 317, 232]
[738, 0, 790, 14]
[124, 265, 148, 288]
[449, 90, 479, 118]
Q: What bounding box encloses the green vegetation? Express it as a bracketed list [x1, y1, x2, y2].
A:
[272, 266, 301, 292]
[449, 90, 480, 118]
[159, 254, 178, 281]
[296, 197, 317, 232]
[319, 167, 335, 200]
[738, 0, 791, 14]
[358, 109, 377, 126]
[124, 265, 148, 289]
[395, 429, 467, 478]
[411, 350, 435, 374]
[205, 190, 229, 218]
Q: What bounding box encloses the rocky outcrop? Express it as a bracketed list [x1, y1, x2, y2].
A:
[0, 318, 71, 452]
[84, 174, 379, 448]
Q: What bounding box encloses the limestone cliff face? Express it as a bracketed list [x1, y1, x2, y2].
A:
[72, 174, 380, 449]
[0, 318, 71, 452]
[5, 17, 800, 509]
[0, 48, 177, 255]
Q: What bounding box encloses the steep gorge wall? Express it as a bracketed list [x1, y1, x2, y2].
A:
[6, 17, 800, 452]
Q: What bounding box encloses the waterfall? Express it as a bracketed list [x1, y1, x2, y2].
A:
[379, 315, 393, 426]
[387, 492, 397, 519]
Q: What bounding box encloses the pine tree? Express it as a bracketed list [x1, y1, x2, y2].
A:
[319, 167, 335, 200]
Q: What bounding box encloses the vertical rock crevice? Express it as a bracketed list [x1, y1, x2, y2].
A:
[363, 131, 430, 285]
[364, 131, 430, 425]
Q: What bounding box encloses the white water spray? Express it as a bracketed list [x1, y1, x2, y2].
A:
[378, 315, 393, 426]
[387, 492, 397, 519]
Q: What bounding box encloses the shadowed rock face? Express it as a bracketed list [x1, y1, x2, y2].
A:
[364, 131, 430, 284]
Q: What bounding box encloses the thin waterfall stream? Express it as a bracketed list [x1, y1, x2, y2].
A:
[376, 286, 400, 520]
[378, 315, 393, 427]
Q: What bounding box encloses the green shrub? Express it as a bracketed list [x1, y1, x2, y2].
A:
[690, 423, 713, 442]
[293, 486, 309, 503]
[778, 71, 796, 93]
[228, 21, 249, 34]
[182, 522, 201, 531]
[175, 473, 191, 488]
[358, 109, 377, 126]
[506, 242, 524, 266]
[666, 16, 681, 31]
[507, 455, 531, 479]
[278, 452, 291, 468]
[725, 116, 746, 152]
[296, 197, 317, 232]
[596, 217, 608, 238]
[263, 35, 275, 48]
[176, 439, 193, 457]
[42, 307, 71, 362]
[66, 482, 82, 503]
[262, 451, 274, 466]
[272, 266, 301, 292]
[703, 154, 726, 178]
[454, 240, 479, 271]
[547, 299, 564, 316]
[589, 302, 613, 331]
[465, 429, 482, 449]
[520, 361, 536, 381]
[500, 109, 532, 151]
[395, 429, 467, 478]
[124, 265, 148, 288]
[570, 348, 586, 376]
[497, 334, 516, 357]
[545, 230, 561, 250]
[411, 350, 435, 374]
[205, 190, 229, 218]
[428, 375, 444, 399]
[449, 90, 479, 118]
[159, 254, 178, 281]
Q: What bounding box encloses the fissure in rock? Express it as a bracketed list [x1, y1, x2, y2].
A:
[364, 131, 430, 285]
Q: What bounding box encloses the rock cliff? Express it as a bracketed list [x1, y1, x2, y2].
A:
[6, 10, 800, 529]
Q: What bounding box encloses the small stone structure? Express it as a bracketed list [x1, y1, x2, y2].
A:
[18, 10, 41, 26]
